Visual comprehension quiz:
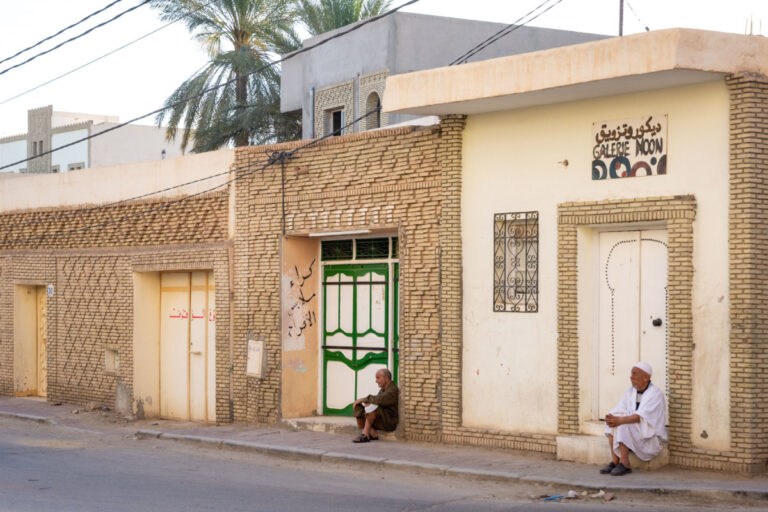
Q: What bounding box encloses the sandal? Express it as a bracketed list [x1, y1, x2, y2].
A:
[369, 435, 379, 441]
[352, 434, 370, 443]
[610, 462, 632, 476]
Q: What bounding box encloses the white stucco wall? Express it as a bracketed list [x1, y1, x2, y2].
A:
[0, 149, 234, 212]
[90, 123, 185, 168]
[461, 81, 730, 450]
[51, 129, 89, 171]
[0, 139, 27, 173]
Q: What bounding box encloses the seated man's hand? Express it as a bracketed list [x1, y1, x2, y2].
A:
[605, 414, 622, 427]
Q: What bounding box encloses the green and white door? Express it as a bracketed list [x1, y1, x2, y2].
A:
[321, 238, 399, 416]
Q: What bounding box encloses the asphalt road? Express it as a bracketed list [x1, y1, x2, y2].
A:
[0, 418, 764, 512]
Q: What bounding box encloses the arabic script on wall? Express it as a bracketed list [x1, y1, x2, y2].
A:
[592, 115, 667, 180]
[283, 258, 317, 352]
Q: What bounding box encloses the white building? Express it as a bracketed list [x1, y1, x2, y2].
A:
[0, 105, 185, 174]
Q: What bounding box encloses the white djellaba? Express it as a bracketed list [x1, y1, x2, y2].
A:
[605, 362, 668, 461]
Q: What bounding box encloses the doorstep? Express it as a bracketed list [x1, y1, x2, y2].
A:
[281, 416, 396, 439]
[556, 427, 669, 470]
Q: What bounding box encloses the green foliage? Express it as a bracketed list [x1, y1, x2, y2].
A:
[150, 0, 301, 152]
[152, 0, 393, 152]
[295, 0, 393, 35]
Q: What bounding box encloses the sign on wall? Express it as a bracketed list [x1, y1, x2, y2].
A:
[592, 115, 667, 180]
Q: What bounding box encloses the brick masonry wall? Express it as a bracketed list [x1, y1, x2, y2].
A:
[232, 120, 463, 440]
[726, 74, 768, 473]
[314, 81, 355, 138]
[0, 193, 231, 419]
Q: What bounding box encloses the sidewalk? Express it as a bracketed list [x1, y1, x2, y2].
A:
[1, 397, 766, 500]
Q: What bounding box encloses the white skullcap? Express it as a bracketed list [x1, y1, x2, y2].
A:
[633, 361, 652, 377]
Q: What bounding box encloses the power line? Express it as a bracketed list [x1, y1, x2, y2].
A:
[0, 0, 151, 78]
[0, 2, 213, 106]
[449, 0, 566, 65]
[0, 0, 125, 66]
[625, 1, 650, 32]
[0, 0, 419, 173]
[0, 107, 381, 244]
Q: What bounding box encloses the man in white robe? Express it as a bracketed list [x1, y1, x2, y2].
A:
[600, 362, 667, 476]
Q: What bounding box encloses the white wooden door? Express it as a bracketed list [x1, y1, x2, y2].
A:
[598, 230, 668, 418]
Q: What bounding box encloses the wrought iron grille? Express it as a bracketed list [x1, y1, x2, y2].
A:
[321, 240, 353, 261]
[356, 237, 390, 259]
[493, 211, 539, 312]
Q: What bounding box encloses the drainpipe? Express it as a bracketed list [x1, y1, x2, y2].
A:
[309, 87, 315, 139]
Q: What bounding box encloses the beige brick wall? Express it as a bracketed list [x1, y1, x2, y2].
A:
[0, 194, 231, 419]
[232, 120, 463, 439]
[725, 73, 768, 473]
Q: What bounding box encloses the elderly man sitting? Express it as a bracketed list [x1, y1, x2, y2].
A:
[352, 368, 399, 443]
[600, 362, 667, 476]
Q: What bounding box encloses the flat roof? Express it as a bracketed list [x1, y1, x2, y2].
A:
[383, 28, 768, 115]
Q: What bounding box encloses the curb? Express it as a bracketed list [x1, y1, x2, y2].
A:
[0, 411, 55, 425]
[134, 430, 768, 501]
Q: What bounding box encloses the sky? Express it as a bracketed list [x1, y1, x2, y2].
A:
[0, 0, 766, 137]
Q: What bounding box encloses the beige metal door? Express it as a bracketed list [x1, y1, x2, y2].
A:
[160, 271, 216, 421]
[36, 287, 47, 398]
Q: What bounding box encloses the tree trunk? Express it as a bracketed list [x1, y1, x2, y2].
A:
[235, 69, 249, 147]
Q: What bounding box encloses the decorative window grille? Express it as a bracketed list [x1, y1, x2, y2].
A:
[321, 240, 353, 260]
[356, 237, 389, 259]
[493, 211, 539, 312]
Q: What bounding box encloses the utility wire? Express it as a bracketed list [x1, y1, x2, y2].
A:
[0, 0, 419, 173]
[625, 1, 650, 32]
[449, 0, 565, 65]
[0, 0, 151, 78]
[0, 107, 381, 244]
[0, 1, 214, 106]
[0, 0, 125, 66]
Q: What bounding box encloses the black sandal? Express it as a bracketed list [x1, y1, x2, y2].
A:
[352, 434, 370, 443]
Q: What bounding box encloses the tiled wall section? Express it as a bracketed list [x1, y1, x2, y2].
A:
[725, 74, 768, 473]
[0, 193, 227, 249]
[313, 81, 354, 138]
[232, 120, 464, 441]
[358, 70, 389, 131]
[0, 193, 231, 418]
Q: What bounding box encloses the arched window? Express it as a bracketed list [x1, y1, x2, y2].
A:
[365, 92, 381, 130]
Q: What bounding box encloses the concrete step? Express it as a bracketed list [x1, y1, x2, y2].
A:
[556, 434, 668, 470]
[281, 416, 395, 439]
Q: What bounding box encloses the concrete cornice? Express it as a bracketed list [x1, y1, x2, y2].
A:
[384, 29, 768, 115]
[0, 133, 27, 143]
[51, 120, 93, 134]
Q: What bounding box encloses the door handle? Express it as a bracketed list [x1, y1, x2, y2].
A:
[652, 318, 662, 327]
[190, 350, 202, 355]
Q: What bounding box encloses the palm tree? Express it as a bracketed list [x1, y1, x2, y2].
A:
[150, 0, 301, 152]
[295, 0, 393, 36]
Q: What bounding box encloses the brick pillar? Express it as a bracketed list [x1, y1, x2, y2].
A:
[556, 223, 579, 434]
[726, 74, 768, 473]
[437, 115, 466, 437]
[27, 105, 52, 173]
